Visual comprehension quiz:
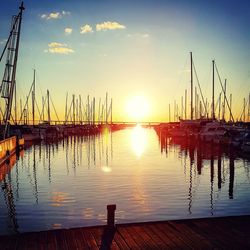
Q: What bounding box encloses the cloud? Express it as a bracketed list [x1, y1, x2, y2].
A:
[41, 10, 70, 20]
[80, 24, 93, 34]
[64, 27, 73, 35]
[46, 42, 74, 54]
[48, 42, 66, 48]
[96, 21, 126, 31]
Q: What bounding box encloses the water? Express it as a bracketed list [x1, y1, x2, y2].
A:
[0, 126, 250, 235]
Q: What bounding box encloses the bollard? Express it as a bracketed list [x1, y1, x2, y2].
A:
[107, 204, 116, 227]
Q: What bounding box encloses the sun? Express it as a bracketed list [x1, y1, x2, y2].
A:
[125, 95, 150, 121]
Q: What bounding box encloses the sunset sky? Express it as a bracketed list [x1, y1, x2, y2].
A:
[0, 0, 249, 122]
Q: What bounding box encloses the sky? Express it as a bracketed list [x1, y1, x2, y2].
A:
[0, 0, 250, 122]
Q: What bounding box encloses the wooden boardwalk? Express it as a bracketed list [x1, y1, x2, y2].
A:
[1, 215, 250, 249]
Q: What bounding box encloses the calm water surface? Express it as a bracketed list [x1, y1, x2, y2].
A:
[0, 126, 250, 235]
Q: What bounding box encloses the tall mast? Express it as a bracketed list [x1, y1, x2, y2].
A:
[222, 79, 227, 121]
[110, 98, 113, 124]
[32, 69, 36, 126]
[169, 103, 171, 123]
[229, 94, 232, 121]
[248, 93, 250, 122]
[47, 90, 50, 124]
[243, 98, 246, 122]
[190, 52, 193, 120]
[105, 92, 108, 124]
[181, 96, 183, 119]
[1, 2, 25, 138]
[212, 60, 215, 120]
[65, 92, 68, 123]
[93, 97, 95, 125]
[185, 89, 187, 119]
[72, 94, 75, 125]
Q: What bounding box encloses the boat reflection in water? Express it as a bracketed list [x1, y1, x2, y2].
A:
[0, 127, 250, 235]
[0, 150, 24, 234]
[156, 128, 250, 214]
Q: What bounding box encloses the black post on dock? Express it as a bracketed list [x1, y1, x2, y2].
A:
[107, 204, 116, 227]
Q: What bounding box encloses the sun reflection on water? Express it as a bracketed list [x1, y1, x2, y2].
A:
[131, 125, 148, 158]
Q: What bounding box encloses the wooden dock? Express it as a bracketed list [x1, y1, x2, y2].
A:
[0, 215, 250, 249]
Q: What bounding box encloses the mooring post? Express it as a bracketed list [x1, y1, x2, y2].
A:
[107, 204, 116, 227]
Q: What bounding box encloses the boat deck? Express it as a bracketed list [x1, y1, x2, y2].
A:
[1, 215, 250, 249]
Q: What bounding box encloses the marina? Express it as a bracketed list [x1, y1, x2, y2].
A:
[0, 1, 250, 248]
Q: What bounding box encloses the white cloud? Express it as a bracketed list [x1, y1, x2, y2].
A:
[96, 21, 126, 31]
[46, 42, 74, 55]
[49, 47, 74, 54]
[64, 27, 73, 35]
[41, 11, 70, 20]
[80, 24, 93, 34]
[48, 42, 66, 48]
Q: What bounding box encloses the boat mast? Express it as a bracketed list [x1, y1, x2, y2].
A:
[105, 92, 108, 124]
[47, 90, 50, 124]
[212, 60, 215, 120]
[0, 2, 25, 138]
[190, 52, 193, 120]
[222, 79, 227, 121]
[185, 89, 187, 119]
[110, 98, 113, 124]
[248, 93, 250, 122]
[32, 69, 36, 126]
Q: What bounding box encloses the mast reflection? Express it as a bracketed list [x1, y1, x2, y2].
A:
[0, 152, 24, 233]
[155, 128, 249, 214]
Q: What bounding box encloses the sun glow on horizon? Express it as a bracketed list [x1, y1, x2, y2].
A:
[125, 95, 151, 121]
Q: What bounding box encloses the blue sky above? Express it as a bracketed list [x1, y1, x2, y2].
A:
[0, 0, 249, 121]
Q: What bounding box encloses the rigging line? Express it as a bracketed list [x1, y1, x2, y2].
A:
[234, 75, 250, 109]
[66, 99, 73, 123]
[215, 63, 234, 122]
[49, 94, 60, 122]
[39, 95, 47, 121]
[239, 97, 249, 121]
[18, 81, 34, 124]
[173, 54, 189, 101]
[214, 92, 222, 113]
[192, 60, 208, 117]
[34, 99, 42, 122]
[0, 13, 20, 62]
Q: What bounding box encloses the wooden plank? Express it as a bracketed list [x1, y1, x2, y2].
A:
[116, 226, 140, 249]
[147, 224, 176, 248]
[131, 225, 161, 249]
[90, 227, 120, 250]
[81, 228, 99, 250]
[55, 229, 69, 250]
[141, 224, 172, 249]
[36, 231, 47, 250]
[112, 228, 130, 250]
[46, 230, 58, 250]
[0, 235, 19, 250]
[155, 223, 192, 249]
[70, 228, 89, 250]
[63, 229, 79, 250]
[125, 225, 152, 249]
[168, 220, 213, 248]
[191, 220, 233, 249]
